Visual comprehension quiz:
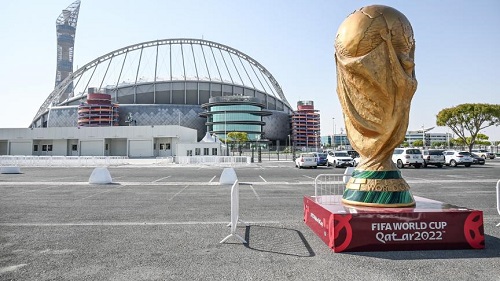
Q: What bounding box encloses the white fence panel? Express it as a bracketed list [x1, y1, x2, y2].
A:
[0, 156, 129, 167]
[314, 174, 347, 204]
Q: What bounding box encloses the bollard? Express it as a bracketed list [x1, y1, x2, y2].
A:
[89, 167, 113, 184]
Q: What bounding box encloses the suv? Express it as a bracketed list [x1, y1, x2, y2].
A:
[443, 151, 473, 167]
[327, 151, 354, 168]
[392, 148, 424, 169]
[422, 149, 445, 168]
[295, 153, 318, 169]
[471, 149, 496, 159]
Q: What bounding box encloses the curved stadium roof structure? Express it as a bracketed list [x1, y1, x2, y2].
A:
[32, 38, 293, 141]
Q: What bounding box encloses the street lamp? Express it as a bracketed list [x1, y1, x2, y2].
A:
[332, 117, 336, 151]
[314, 132, 318, 152]
[340, 128, 343, 150]
[422, 124, 425, 148]
[287, 134, 291, 160]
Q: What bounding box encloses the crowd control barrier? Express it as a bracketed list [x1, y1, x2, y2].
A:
[220, 180, 248, 244]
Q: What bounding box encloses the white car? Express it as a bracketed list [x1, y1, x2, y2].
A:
[327, 151, 354, 168]
[295, 153, 317, 169]
[392, 148, 424, 169]
[422, 149, 445, 168]
[471, 149, 496, 159]
[443, 151, 473, 167]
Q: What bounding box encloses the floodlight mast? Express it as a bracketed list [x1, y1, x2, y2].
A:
[54, 0, 81, 103]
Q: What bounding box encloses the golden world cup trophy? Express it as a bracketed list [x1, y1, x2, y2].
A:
[335, 5, 417, 207]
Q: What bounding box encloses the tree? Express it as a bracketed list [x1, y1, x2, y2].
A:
[431, 141, 445, 148]
[412, 140, 423, 147]
[436, 103, 500, 152]
[227, 132, 249, 156]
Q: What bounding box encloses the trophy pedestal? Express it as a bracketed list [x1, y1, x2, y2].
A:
[304, 195, 484, 252]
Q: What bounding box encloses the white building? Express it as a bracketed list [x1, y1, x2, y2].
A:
[0, 125, 222, 158]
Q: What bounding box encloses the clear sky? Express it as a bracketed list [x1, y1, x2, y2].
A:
[1, 0, 499, 140]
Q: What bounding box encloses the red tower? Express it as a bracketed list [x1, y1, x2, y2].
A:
[77, 88, 119, 127]
[292, 101, 320, 150]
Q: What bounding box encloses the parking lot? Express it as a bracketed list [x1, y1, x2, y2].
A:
[1, 158, 499, 280]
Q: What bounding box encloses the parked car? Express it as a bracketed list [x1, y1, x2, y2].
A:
[471, 149, 495, 159]
[470, 153, 486, 165]
[312, 152, 328, 166]
[295, 153, 318, 169]
[327, 151, 354, 168]
[422, 149, 445, 168]
[392, 148, 424, 169]
[353, 156, 361, 167]
[443, 151, 473, 167]
[346, 150, 360, 159]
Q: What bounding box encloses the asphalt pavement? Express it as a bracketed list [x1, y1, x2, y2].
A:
[1, 158, 499, 280]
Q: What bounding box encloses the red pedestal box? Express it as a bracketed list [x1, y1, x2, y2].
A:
[304, 195, 484, 252]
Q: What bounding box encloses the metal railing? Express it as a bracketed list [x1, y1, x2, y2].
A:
[314, 174, 346, 205]
[175, 156, 251, 165]
[0, 155, 128, 167]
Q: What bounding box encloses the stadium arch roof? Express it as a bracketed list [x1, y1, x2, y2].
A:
[31, 38, 291, 126]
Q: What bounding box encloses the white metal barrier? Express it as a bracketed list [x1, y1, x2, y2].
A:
[0, 156, 128, 167]
[496, 179, 500, 227]
[155, 157, 174, 165]
[176, 156, 251, 165]
[220, 180, 248, 244]
[314, 173, 349, 204]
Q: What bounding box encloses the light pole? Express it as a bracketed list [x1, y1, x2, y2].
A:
[332, 117, 336, 151]
[340, 128, 343, 150]
[314, 132, 318, 152]
[224, 110, 229, 156]
[422, 124, 425, 148]
[287, 134, 291, 160]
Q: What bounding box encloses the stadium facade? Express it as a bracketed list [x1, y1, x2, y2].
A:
[31, 38, 293, 144]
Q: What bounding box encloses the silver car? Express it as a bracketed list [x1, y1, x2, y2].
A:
[422, 149, 445, 168]
[443, 151, 473, 167]
[295, 153, 318, 169]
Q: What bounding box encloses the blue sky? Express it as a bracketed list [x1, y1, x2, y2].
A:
[1, 0, 499, 140]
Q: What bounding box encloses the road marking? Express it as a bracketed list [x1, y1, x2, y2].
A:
[208, 176, 217, 183]
[0, 264, 27, 274]
[152, 176, 171, 183]
[79, 185, 122, 200]
[249, 184, 260, 200]
[302, 175, 315, 179]
[40, 176, 75, 182]
[259, 175, 267, 182]
[169, 185, 189, 201]
[0, 221, 282, 227]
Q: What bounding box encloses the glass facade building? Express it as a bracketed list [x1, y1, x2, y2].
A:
[200, 96, 271, 141]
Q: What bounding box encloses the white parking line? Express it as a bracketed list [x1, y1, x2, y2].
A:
[208, 176, 217, 183]
[40, 176, 75, 182]
[152, 176, 171, 183]
[259, 175, 267, 182]
[169, 185, 189, 201]
[249, 184, 260, 200]
[0, 221, 282, 227]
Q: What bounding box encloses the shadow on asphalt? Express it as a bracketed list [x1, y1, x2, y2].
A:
[243, 225, 315, 257]
[347, 234, 500, 260]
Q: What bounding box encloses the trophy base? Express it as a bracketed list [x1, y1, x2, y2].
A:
[304, 195, 485, 252]
[343, 170, 415, 207]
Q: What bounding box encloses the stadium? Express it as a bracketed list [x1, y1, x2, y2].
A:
[0, 1, 295, 158]
[31, 37, 293, 143]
